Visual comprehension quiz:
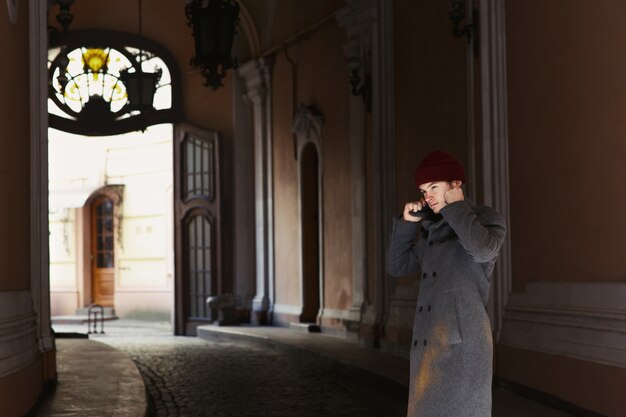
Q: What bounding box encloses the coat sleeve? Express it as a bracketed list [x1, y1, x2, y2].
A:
[386, 217, 422, 277]
[439, 201, 506, 263]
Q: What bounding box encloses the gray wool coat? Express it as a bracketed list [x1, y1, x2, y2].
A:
[386, 200, 506, 417]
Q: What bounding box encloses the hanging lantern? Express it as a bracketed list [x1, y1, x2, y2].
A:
[120, 65, 162, 112]
[120, 0, 162, 114]
[185, 0, 240, 90]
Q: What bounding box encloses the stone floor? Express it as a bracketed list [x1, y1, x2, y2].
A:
[43, 319, 574, 417]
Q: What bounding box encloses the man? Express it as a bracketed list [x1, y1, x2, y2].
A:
[386, 150, 506, 417]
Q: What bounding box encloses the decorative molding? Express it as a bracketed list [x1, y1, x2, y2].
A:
[7, 0, 18, 24]
[499, 282, 626, 368]
[0, 291, 39, 377]
[291, 104, 323, 151]
[273, 303, 303, 316]
[320, 307, 362, 323]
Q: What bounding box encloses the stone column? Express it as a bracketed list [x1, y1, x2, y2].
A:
[231, 72, 256, 316]
[238, 57, 275, 324]
[479, 0, 512, 340]
[31, 0, 54, 364]
[337, 0, 396, 340]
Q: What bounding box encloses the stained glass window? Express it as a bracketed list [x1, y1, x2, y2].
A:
[48, 45, 171, 119]
[46, 30, 181, 136]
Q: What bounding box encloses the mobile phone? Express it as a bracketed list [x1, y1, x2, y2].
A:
[408, 203, 433, 219]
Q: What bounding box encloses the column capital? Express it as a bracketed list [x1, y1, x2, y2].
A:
[238, 56, 274, 106]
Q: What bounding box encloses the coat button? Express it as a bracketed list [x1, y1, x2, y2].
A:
[423, 339, 427, 346]
[418, 306, 423, 312]
[427, 306, 431, 312]
[413, 339, 418, 347]
[432, 271, 437, 277]
[428, 241, 434, 246]
[423, 272, 428, 279]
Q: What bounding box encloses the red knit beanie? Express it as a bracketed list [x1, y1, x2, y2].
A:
[414, 151, 466, 188]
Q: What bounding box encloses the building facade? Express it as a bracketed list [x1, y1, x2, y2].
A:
[49, 126, 174, 320]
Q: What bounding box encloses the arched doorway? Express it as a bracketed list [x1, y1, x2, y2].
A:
[83, 185, 124, 311]
[299, 143, 321, 323]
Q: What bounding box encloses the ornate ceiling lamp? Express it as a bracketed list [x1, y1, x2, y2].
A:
[185, 0, 240, 90]
[119, 0, 162, 113]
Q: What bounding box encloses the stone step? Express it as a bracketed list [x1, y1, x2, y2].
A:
[289, 322, 321, 333]
[52, 314, 118, 325]
[75, 306, 116, 316]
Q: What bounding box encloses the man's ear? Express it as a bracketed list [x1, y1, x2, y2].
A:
[451, 180, 462, 188]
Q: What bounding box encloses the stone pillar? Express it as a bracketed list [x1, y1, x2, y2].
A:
[231, 72, 256, 318]
[238, 57, 275, 324]
[479, 0, 511, 339]
[31, 0, 55, 370]
[337, 0, 396, 341]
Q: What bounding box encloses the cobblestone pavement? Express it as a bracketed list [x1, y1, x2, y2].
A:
[83, 321, 407, 417]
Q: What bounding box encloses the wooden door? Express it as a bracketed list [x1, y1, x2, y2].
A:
[91, 197, 115, 307]
[174, 123, 222, 335]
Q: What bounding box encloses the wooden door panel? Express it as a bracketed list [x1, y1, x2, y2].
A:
[93, 271, 114, 306]
[174, 123, 222, 335]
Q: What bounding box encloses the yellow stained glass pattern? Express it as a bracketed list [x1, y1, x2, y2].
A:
[82, 48, 108, 73]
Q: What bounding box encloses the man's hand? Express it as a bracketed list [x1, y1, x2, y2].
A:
[444, 182, 464, 204]
[403, 200, 425, 222]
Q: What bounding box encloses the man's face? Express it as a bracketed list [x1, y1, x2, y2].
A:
[418, 181, 452, 213]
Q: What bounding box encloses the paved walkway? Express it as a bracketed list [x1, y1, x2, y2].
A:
[196, 325, 573, 417]
[44, 320, 573, 417]
[37, 337, 147, 417]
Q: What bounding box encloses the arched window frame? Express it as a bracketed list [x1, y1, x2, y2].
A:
[48, 30, 183, 136]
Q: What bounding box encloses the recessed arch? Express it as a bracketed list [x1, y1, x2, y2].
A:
[292, 104, 324, 324]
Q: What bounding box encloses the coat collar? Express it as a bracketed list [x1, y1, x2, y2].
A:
[421, 198, 477, 232]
